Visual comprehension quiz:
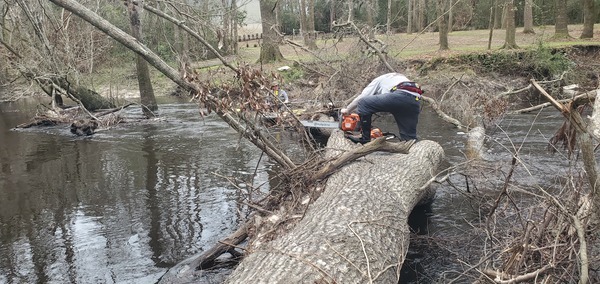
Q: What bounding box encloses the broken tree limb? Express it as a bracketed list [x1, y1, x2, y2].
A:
[314, 135, 415, 180]
[532, 79, 600, 227]
[225, 131, 444, 283]
[510, 89, 597, 114]
[157, 222, 250, 284]
[420, 95, 467, 129]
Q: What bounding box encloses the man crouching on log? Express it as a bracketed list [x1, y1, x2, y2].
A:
[341, 72, 424, 144]
[223, 77, 444, 283]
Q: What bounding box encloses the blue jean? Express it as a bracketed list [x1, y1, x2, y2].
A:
[357, 91, 420, 140]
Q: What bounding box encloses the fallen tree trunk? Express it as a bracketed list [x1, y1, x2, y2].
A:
[225, 131, 444, 283]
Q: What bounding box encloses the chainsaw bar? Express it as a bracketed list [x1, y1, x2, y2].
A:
[299, 120, 340, 128]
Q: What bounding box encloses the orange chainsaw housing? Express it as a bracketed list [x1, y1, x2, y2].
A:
[341, 113, 360, 131]
[342, 114, 383, 139]
[370, 128, 383, 139]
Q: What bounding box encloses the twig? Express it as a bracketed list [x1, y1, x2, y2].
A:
[143, 4, 239, 74]
[332, 21, 394, 72]
[347, 223, 373, 284]
[52, 82, 99, 121]
[482, 264, 552, 283]
[439, 74, 464, 103]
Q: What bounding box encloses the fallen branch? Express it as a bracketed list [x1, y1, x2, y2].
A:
[157, 221, 250, 283]
[510, 89, 597, 114]
[314, 136, 415, 180]
[482, 264, 552, 284]
[420, 95, 468, 129]
[95, 103, 135, 117]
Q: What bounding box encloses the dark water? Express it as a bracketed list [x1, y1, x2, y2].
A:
[0, 97, 568, 284]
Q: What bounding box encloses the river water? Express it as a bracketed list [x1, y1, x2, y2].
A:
[0, 96, 569, 283]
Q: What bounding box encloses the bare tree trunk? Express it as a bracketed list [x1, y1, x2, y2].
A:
[448, 0, 453, 32]
[554, 0, 570, 38]
[225, 133, 445, 284]
[406, 0, 412, 34]
[366, 0, 375, 38]
[300, 0, 308, 43]
[416, 0, 425, 31]
[580, 0, 596, 38]
[232, 0, 239, 53]
[125, 0, 157, 118]
[502, 0, 518, 49]
[487, 0, 496, 49]
[258, 0, 283, 62]
[522, 0, 534, 34]
[307, 0, 318, 49]
[494, 0, 502, 28]
[174, 22, 191, 79]
[385, 0, 394, 35]
[330, 0, 336, 30]
[221, 0, 231, 52]
[438, 0, 449, 50]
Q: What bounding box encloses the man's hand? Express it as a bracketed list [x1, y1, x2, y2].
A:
[340, 108, 349, 115]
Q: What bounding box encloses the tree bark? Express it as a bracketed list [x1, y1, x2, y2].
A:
[386, 0, 392, 34]
[307, 0, 318, 49]
[225, 131, 444, 283]
[502, 0, 518, 49]
[366, 0, 375, 39]
[232, 0, 239, 53]
[330, 0, 336, 31]
[438, 0, 449, 50]
[406, 0, 412, 34]
[258, 0, 284, 63]
[522, 0, 535, 34]
[125, 0, 158, 118]
[580, 0, 596, 38]
[554, 0, 570, 38]
[28, 73, 115, 111]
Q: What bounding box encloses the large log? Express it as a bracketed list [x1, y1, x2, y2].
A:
[226, 131, 444, 283]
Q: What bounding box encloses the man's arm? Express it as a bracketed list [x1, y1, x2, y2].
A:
[342, 79, 382, 114]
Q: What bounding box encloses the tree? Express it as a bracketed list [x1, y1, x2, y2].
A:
[307, 0, 318, 48]
[407, 0, 413, 34]
[438, 0, 449, 50]
[580, 0, 596, 38]
[300, 0, 317, 49]
[232, 0, 239, 53]
[501, 0, 518, 48]
[386, 0, 393, 34]
[330, 0, 336, 30]
[522, 0, 535, 34]
[125, 0, 158, 118]
[554, 0, 571, 38]
[366, 0, 376, 38]
[258, 0, 284, 62]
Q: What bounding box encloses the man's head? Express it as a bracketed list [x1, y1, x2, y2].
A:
[271, 81, 279, 90]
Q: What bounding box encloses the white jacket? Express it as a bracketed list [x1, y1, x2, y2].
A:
[344, 73, 413, 113]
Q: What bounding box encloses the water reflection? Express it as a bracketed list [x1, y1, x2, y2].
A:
[0, 99, 266, 283]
